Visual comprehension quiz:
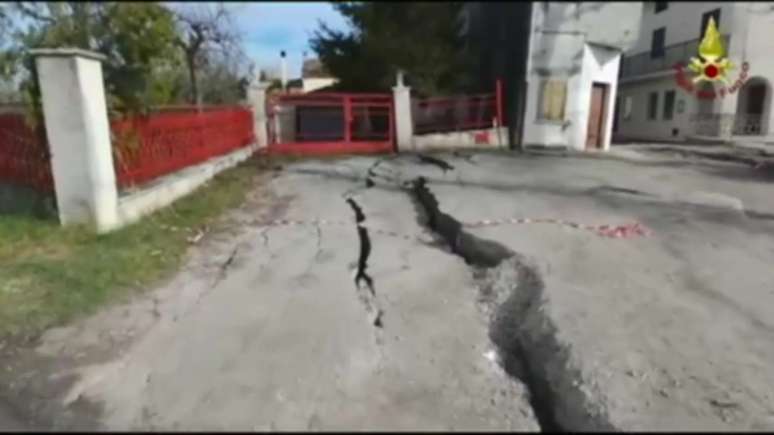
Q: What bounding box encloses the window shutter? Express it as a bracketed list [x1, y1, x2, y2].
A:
[540, 79, 567, 121]
[549, 80, 566, 120]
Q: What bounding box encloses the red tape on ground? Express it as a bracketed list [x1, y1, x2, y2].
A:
[463, 218, 652, 239]
[255, 217, 652, 239]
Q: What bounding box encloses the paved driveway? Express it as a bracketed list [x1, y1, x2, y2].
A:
[4, 149, 774, 431]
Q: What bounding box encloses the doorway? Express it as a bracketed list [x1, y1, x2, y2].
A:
[734, 77, 770, 136]
[586, 82, 608, 149]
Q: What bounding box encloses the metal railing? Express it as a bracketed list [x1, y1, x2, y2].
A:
[412, 94, 498, 135]
[266, 93, 395, 155]
[689, 113, 768, 137]
[0, 113, 54, 193]
[733, 113, 767, 136]
[111, 107, 254, 189]
[412, 79, 504, 135]
[620, 34, 731, 79]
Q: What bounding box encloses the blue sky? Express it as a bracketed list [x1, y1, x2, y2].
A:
[226, 2, 349, 79]
[3, 2, 349, 80]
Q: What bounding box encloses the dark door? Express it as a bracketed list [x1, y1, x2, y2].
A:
[586, 83, 608, 149]
[746, 83, 766, 135]
[747, 83, 766, 115]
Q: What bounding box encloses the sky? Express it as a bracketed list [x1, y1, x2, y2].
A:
[226, 2, 349, 80]
[2, 2, 350, 81]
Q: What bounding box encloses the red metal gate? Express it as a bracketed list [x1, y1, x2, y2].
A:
[267, 93, 395, 155]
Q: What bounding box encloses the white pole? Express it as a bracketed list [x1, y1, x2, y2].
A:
[280, 50, 288, 92]
[248, 81, 270, 150]
[392, 71, 414, 151]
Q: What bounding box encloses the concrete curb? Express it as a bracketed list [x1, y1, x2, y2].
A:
[524, 148, 668, 165]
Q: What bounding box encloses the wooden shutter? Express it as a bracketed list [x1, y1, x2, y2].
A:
[540, 79, 567, 121]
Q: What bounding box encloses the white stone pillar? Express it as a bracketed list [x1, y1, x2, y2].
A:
[31, 48, 119, 233]
[248, 81, 270, 150]
[392, 71, 414, 151]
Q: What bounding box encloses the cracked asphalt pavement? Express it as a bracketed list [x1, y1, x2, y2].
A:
[4, 149, 774, 431]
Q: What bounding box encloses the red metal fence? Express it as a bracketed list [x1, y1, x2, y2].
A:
[267, 93, 394, 155]
[144, 105, 241, 114]
[412, 79, 503, 135]
[0, 113, 54, 193]
[111, 106, 254, 188]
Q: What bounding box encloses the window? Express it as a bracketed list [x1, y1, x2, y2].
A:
[648, 92, 659, 120]
[655, 1, 668, 13]
[537, 79, 567, 121]
[700, 9, 721, 38]
[651, 27, 666, 58]
[663, 90, 676, 120]
[623, 96, 633, 120]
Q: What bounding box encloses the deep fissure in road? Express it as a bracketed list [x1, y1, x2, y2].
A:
[407, 175, 615, 432]
[345, 197, 383, 328]
[417, 154, 455, 173]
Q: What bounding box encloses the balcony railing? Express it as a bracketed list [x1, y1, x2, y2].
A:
[620, 34, 731, 79]
[689, 113, 768, 137]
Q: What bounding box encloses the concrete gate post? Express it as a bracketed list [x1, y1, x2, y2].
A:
[31, 48, 119, 233]
[392, 71, 414, 151]
[248, 80, 271, 151]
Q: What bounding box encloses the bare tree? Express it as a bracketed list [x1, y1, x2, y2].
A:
[170, 3, 245, 106]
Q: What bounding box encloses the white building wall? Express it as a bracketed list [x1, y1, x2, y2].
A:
[523, 18, 582, 148]
[628, 2, 738, 53]
[579, 44, 620, 150]
[616, 76, 701, 141]
[616, 3, 774, 142]
[532, 2, 643, 48]
[302, 78, 338, 93]
[523, 76, 575, 148]
[729, 5, 774, 136]
[521, 2, 640, 151]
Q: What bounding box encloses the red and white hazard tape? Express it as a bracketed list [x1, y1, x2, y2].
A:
[255, 217, 652, 239]
[262, 218, 350, 227]
[257, 219, 429, 242]
[362, 224, 434, 242]
[463, 218, 652, 239]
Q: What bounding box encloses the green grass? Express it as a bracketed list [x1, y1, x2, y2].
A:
[0, 159, 261, 343]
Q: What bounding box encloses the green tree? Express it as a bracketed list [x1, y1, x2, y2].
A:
[197, 52, 252, 105]
[0, 3, 20, 101]
[2, 2, 183, 117]
[310, 2, 472, 96]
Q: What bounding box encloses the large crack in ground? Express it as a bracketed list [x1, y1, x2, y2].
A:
[417, 153, 455, 173]
[345, 197, 383, 328]
[341, 155, 398, 198]
[406, 174, 616, 432]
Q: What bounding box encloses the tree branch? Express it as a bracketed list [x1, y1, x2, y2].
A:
[15, 3, 56, 24]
